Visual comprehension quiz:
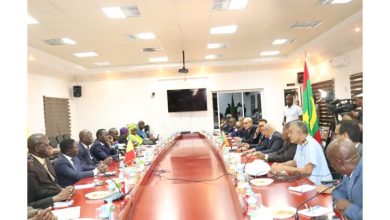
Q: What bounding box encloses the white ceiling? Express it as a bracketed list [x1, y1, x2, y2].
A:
[28, 0, 362, 74]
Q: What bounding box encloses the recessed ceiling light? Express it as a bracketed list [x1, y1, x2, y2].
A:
[319, 0, 352, 4]
[62, 38, 76, 45]
[94, 61, 111, 66]
[272, 38, 295, 45]
[207, 43, 228, 49]
[291, 21, 322, 29]
[355, 27, 361, 32]
[28, 15, 39, 24]
[260, 51, 280, 56]
[28, 55, 34, 61]
[213, 0, 248, 11]
[121, 6, 141, 17]
[205, 54, 222, 59]
[128, 32, 156, 40]
[73, 52, 98, 58]
[102, 7, 126, 19]
[149, 57, 168, 62]
[210, 25, 237, 34]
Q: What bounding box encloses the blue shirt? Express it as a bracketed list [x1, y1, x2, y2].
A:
[137, 128, 146, 139]
[293, 135, 332, 185]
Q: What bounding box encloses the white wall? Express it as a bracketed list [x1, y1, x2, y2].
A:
[73, 47, 362, 136]
[27, 47, 362, 139]
[27, 73, 79, 139]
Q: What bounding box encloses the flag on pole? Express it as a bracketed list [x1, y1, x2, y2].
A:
[220, 131, 229, 150]
[124, 140, 136, 165]
[302, 60, 322, 144]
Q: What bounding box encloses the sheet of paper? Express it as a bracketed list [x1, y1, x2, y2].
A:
[53, 200, 74, 208]
[288, 184, 316, 193]
[51, 206, 80, 220]
[298, 206, 334, 217]
[74, 183, 95, 190]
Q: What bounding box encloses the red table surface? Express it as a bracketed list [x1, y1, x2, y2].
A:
[61, 134, 341, 220]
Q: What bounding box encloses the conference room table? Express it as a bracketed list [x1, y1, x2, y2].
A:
[62, 133, 339, 220]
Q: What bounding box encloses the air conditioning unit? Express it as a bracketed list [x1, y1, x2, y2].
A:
[329, 55, 349, 68]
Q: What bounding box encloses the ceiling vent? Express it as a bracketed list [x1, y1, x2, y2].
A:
[291, 21, 322, 29]
[142, 48, 161, 53]
[121, 6, 141, 17]
[44, 38, 76, 45]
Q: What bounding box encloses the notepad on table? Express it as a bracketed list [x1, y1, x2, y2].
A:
[288, 184, 316, 193]
[51, 206, 80, 220]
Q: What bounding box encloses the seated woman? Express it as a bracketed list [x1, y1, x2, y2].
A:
[128, 124, 143, 147]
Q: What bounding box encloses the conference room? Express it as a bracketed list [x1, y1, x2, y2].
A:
[20, 0, 371, 219]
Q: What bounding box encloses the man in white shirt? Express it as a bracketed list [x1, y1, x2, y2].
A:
[283, 94, 303, 125]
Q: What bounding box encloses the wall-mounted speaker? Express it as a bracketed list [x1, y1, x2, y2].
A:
[297, 72, 304, 84]
[73, 85, 82, 97]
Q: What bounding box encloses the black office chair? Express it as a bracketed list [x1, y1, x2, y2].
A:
[63, 133, 71, 140]
[48, 136, 58, 148]
[56, 135, 64, 145]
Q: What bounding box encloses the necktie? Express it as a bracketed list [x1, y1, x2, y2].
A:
[42, 161, 55, 182]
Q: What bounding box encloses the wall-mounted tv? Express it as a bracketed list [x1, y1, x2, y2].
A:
[167, 88, 207, 112]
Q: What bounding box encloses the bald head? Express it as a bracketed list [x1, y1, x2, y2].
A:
[263, 123, 275, 138]
[326, 138, 360, 175]
[243, 117, 253, 130]
[79, 129, 93, 146]
[27, 133, 51, 158]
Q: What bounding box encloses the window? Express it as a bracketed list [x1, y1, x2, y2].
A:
[43, 96, 71, 139]
[312, 79, 335, 127]
[349, 72, 362, 97]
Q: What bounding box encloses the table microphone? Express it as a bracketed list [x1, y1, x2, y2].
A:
[95, 166, 124, 202]
[294, 180, 340, 220]
[243, 150, 256, 174]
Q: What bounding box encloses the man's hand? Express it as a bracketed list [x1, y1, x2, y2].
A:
[97, 163, 108, 173]
[255, 151, 265, 160]
[29, 208, 56, 220]
[270, 163, 285, 174]
[241, 149, 254, 157]
[53, 185, 74, 202]
[234, 137, 242, 143]
[103, 157, 113, 165]
[334, 199, 352, 212]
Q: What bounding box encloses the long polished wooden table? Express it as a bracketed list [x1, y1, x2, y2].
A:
[64, 134, 338, 220]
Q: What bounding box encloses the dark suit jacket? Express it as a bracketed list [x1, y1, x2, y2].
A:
[77, 142, 96, 166]
[255, 131, 284, 154]
[90, 140, 118, 161]
[332, 159, 363, 220]
[267, 140, 297, 163]
[54, 153, 95, 187]
[28, 156, 61, 209]
[242, 126, 257, 144]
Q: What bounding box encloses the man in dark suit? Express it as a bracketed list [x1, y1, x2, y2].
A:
[54, 139, 107, 187]
[251, 122, 297, 162]
[242, 123, 284, 156]
[77, 129, 112, 166]
[234, 117, 257, 144]
[90, 129, 119, 162]
[28, 133, 74, 209]
[326, 138, 362, 220]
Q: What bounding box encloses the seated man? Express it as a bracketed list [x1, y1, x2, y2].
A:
[251, 122, 297, 163]
[137, 121, 147, 139]
[54, 139, 107, 187]
[270, 121, 332, 185]
[28, 206, 56, 220]
[242, 123, 284, 155]
[90, 129, 119, 163]
[229, 121, 245, 138]
[234, 117, 257, 144]
[77, 129, 111, 166]
[326, 138, 362, 220]
[339, 120, 362, 155]
[108, 127, 119, 145]
[27, 133, 74, 209]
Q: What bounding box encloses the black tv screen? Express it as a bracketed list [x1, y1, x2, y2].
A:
[167, 88, 207, 112]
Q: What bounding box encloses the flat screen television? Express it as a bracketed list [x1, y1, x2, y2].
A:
[167, 88, 207, 112]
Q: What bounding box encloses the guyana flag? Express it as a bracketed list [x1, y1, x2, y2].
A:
[124, 140, 136, 165]
[302, 61, 322, 144]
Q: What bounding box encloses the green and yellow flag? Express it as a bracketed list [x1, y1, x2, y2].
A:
[220, 131, 229, 150]
[302, 61, 322, 144]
